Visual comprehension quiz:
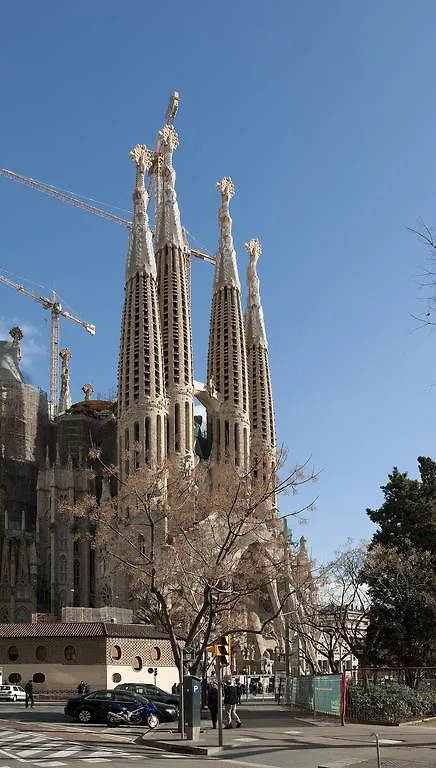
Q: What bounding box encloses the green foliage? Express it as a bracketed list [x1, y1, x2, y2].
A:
[367, 457, 436, 556]
[363, 457, 436, 668]
[347, 682, 436, 723]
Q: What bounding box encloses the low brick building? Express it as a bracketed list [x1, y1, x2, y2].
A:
[0, 622, 177, 694]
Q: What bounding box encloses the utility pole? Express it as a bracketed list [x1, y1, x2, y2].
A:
[216, 658, 223, 747]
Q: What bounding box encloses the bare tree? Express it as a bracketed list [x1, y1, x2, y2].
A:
[68, 449, 317, 677]
[291, 544, 369, 673]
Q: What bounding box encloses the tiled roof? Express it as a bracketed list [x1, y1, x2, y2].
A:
[0, 623, 169, 639]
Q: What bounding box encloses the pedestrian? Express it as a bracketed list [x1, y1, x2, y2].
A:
[24, 680, 34, 709]
[224, 680, 241, 728]
[77, 681, 85, 695]
[84, 682, 90, 694]
[207, 682, 218, 729]
[235, 679, 242, 705]
[171, 682, 178, 694]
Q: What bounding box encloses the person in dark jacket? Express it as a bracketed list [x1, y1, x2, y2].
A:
[24, 680, 34, 708]
[223, 681, 241, 728]
[207, 683, 219, 728]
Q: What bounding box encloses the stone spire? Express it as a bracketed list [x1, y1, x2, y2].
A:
[154, 108, 194, 462]
[207, 178, 250, 468]
[59, 348, 72, 414]
[244, 239, 276, 466]
[117, 144, 167, 478]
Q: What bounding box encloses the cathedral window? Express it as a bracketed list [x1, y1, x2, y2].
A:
[234, 423, 240, 466]
[134, 422, 140, 469]
[156, 414, 162, 462]
[124, 428, 130, 477]
[59, 556, 67, 584]
[185, 402, 190, 453]
[224, 421, 230, 456]
[58, 527, 67, 550]
[132, 656, 143, 671]
[174, 404, 180, 453]
[145, 417, 151, 464]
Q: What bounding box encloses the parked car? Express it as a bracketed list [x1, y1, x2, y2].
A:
[0, 685, 26, 702]
[115, 683, 179, 706]
[64, 689, 178, 724]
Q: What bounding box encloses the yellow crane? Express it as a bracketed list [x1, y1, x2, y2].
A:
[0, 272, 95, 420]
[0, 167, 215, 265]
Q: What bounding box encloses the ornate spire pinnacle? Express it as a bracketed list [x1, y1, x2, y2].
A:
[214, 177, 240, 290]
[59, 347, 72, 414]
[9, 326, 23, 361]
[82, 383, 94, 401]
[126, 144, 156, 280]
[245, 238, 267, 348]
[155, 123, 186, 251]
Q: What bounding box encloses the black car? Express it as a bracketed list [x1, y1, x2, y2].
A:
[64, 689, 178, 724]
[115, 683, 179, 707]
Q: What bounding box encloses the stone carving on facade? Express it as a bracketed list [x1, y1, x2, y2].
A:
[245, 238, 267, 348]
[9, 327, 23, 361]
[215, 177, 240, 290]
[82, 383, 94, 401]
[59, 348, 72, 413]
[155, 124, 185, 251]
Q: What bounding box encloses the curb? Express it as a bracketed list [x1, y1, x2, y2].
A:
[139, 734, 229, 756]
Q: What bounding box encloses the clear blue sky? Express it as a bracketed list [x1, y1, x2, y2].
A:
[1, 1, 436, 565]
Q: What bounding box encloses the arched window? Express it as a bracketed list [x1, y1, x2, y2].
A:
[64, 645, 76, 663]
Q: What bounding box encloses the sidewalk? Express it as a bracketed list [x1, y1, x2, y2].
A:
[140, 700, 436, 765]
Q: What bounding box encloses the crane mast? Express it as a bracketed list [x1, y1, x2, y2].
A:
[0, 273, 95, 420]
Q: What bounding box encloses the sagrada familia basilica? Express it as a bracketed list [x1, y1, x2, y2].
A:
[0, 94, 314, 668]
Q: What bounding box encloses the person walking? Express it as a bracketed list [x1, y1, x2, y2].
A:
[224, 680, 241, 728]
[24, 680, 34, 709]
[207, 682, 218, 729]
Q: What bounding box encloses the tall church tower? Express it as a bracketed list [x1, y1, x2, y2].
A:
[118, 145, 167, 479]
[244, 238, 276, 480]
[207, 178, 250, 468]
[154, 115, 194, 464]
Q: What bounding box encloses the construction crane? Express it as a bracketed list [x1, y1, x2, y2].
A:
[0, 273, 96, 420]
[0, 167, 215, 265]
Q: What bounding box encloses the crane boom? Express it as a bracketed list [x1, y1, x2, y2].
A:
[0, 272, 95, 420]
[0, 168, 130, 229]
[0, 167, 215, 264]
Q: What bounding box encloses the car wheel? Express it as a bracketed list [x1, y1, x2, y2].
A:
[146, 713, 159, 729]
[77, 708, 92, 724]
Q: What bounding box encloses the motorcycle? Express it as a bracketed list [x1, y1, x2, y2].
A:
[106, 700, 160, 729]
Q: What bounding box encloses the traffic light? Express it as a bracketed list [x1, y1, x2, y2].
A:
[215, 635, 230, 665]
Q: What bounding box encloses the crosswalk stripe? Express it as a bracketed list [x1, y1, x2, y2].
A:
[81, 760, 112, 764]
[33, 762, 66, 767]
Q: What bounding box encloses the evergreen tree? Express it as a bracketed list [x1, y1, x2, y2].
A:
[363, 457, 436, 668]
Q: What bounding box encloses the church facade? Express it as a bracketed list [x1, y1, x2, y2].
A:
[0, 95, 308, 641]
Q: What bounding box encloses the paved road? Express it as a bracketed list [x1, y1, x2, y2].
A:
[0, 701, 434, 768]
